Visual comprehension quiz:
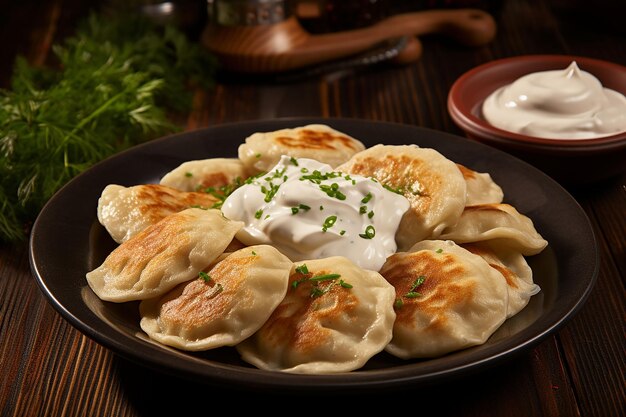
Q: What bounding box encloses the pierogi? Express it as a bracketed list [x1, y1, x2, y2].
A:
[337, 144, 467, 251]
[236, 256, 396, 373]
[139, 245, 292, 351]
[238, 124, 366, 174]
[438, 203, 548, 256]
[97, 183, 219, 244]
[86, 208, 243, 302]
[159, 157, 248, 192]
[380, 239, 508, 359]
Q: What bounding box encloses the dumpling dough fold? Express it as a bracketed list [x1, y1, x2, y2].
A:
[461, 241, 540, 318]
[139, 245, 292, 351]
[236, 256, 396, 374]
[380, 239, 508, 359]
[438, 203, 548, 256]
[159, 158, 248, 192]
[97, 184, 219, 244]
[86, 208, 243, 302]
[238, 124, 365, 174]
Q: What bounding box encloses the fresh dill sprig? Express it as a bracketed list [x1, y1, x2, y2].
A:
[0, 12, 216, 242]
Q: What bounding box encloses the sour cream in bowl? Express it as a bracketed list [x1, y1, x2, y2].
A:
[447, 54, 626, 185]
[482, 61, 626, 140]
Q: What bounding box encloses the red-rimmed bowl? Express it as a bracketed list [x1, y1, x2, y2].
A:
[447, 54, 626, 185]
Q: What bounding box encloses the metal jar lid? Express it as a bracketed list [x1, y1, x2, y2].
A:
[207, 0, 288, 26]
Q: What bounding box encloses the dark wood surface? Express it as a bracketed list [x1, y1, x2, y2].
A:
[1, 0, 624, 415]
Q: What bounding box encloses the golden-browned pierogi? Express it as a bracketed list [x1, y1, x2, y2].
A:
[139, 245, 292, 351]
[238, 124, 366, 174]
[159, 158, 248, 192]
[337, 144, 467, 251]
[380, 239, 508, 359]
[236, 256, 396, 373]
[461, 242, 540, 318]
[97, 183, 219, 244]
[86, 208, 243, 302]
[438, 203, 548, 256]
[456, 164, 504, 206]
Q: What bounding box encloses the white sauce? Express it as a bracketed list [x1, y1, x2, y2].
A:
[221, 155, 410, 271]
[482, 61, 626, 139]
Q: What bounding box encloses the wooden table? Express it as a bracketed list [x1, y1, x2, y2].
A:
[1, 1, 624, 415]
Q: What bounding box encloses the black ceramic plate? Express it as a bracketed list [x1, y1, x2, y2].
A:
[29, 118, 598, 392]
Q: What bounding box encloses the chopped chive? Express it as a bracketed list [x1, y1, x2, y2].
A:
[198, 271, 212, 282]
[368, 210, 374, 219]
[404, 292, 422, 298]
[254, 209, 263, 219]
[361, 192, 372, 203]
[339, 280, 352, 288]
[359, 225, 376, 239]
[290, 157, 299, 166]
[322, 215, 337, 232]
[185, 172, 193, 177]
[309, 273, 341, 282]
[295, 264, 309, 275]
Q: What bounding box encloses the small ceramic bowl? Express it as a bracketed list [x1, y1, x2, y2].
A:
[447, 55, 626, 185]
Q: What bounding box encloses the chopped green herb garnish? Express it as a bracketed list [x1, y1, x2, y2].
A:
[394, 298, 404, 309]
[361, 192, 372, 203]
[309, 273, 341, 282]
[290, 157, 299, 166]
[404, 276, 426, 297]
[292, 203, 311, 214]
[339, 230, 346, 236]
[251, 250, 257, 255]
[201, 176, 245, 209]
[199, 271, 212, 282]
[322, 215, 337, 232]
[290, 270, 351, 297]
[185, 172, 193, 177]
[383, 184, 404, 195]
[295, 264, 309, 275]
[359, 225, 376, 239]
[254, 209, 263, 219]
[436, 248, 443, 253]
[255, 153, 262, 158]
[359, 206, 368, 214]
[368, 210, 374, 219]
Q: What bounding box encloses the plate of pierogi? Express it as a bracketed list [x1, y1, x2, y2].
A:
[30, 118, 598, 391]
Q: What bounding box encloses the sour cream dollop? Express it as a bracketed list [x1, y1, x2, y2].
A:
[221, 155, 410, 271]
[482, 61, 626, 139]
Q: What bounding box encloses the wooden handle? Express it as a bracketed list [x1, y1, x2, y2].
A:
[202, 8, 497, 73]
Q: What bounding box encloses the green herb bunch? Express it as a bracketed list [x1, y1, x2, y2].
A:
[0, 12, 216, 242]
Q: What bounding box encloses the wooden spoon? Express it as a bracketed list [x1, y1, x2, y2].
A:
[201, 8, 497, 73]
